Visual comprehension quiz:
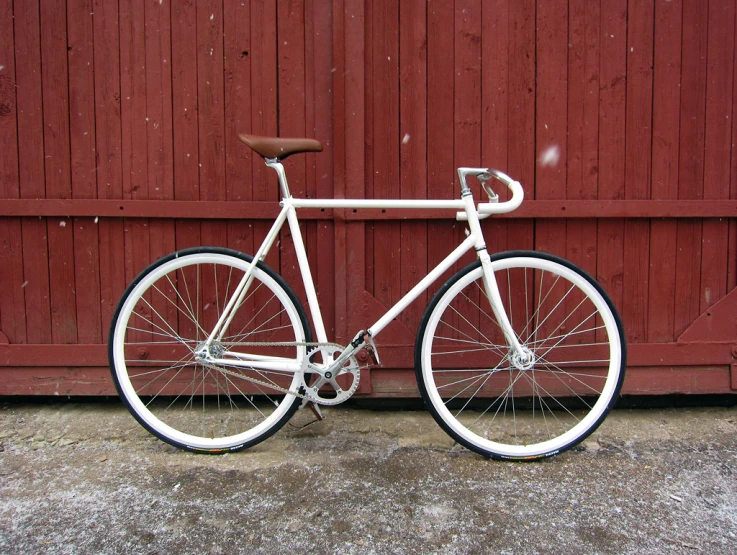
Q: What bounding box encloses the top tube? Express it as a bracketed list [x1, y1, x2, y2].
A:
[265, 158, 524, 217]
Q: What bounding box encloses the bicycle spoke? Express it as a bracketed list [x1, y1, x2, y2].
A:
[111, 250, 309, 452]
[435, 319, 508, 358]
[419, 255, 623, 459]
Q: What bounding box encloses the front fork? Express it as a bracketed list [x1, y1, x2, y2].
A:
[459, 173, 528, 363]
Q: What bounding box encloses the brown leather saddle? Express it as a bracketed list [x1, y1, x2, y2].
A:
[238, 134, 323, 160]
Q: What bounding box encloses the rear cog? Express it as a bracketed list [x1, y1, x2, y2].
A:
[299, 345, 360, 405]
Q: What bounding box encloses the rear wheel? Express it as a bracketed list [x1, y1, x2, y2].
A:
[416, 251, 626, 460]
[109, 247, 311, 453]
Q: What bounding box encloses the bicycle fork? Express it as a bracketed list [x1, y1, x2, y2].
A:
[457, 169, 530, 366]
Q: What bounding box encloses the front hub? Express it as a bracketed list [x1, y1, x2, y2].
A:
[510, 347, 536, 371]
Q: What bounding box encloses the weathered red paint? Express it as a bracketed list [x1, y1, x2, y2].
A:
[0, 0, 735, 396]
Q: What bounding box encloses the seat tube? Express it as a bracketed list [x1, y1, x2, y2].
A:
[462, 193, 524, 354]
[286, 204, 329, 344]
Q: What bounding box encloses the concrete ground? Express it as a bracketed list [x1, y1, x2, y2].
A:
[0, 400, 735, 554]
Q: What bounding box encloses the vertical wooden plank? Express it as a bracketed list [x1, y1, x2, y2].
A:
[0, 214, 24, 343]
[299, 1, 329, 337]
[117, 0, 150, 345]
[119, 0, 150, 304]
[0, 0, 26, 344]
[278, 0, 307, 197]
[93, 0, 125, 341]
[250, 0, 278, 280]
[142, 0, 173, 202]
[344, 0, 368, 339]
[15, 0, 52, 344]
[480, 0, 509, 257]
[701, 0, 734, 312]
[41, 0, 77, 344]
[224, 0, 254, 264]
[454, 0, 482, 172]
[566, 0, 599, 276]
[449, 0, 482, 355]
[453, 0, 482, 336]
[0, 0, 18, 203]
[731, 3, 737, 293]
[278, 0, 308, 310]
[68, 1, 97, 205]
[93, 0, 124, 203]
[371, 0, 400, 313]
[648, 0, 682, 343]
[566, 0, 600, 205]
[623, 0, 654, 344]
[144, 0, 175, 264]
[399, 0, 427, 330]
[197, 0, 227, 252]
[596, 0, 627, 329]
[363, 0, 374, 298]
[333, 0, 367, 342]
[40, 0, 72, 206]
[674, 0, 708, 337]
[332, 0, 347, 340]
[249, 0, 278, 188]
[69, 0, 102, 345]
[566, 0, 599, 345]
[506, 0, 535, 253]
[536, 0, 570, 343]
[171, 0, 201, 251]
[311, 0, 335, 338]
[427, 0, 456, 308]
[535, 0, 568, 260]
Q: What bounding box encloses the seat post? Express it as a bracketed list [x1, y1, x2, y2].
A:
[265, 158, 291, 198]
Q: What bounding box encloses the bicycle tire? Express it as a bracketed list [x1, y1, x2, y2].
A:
[109, 247, 312, 453]
[415, 251, 626, 460]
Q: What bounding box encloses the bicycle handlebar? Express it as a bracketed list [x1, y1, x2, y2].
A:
[455, 167, 524, 221]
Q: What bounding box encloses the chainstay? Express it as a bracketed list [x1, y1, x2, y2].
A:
[199, 359, 308, 400]
[200, 341, 347, 402]
[219, 341, 345, 349]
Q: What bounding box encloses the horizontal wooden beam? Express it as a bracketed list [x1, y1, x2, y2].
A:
[368, 366, 737, 397]
[0, 365, 734, 397]
[0, 199, 332, 220]
[1, 341, 735, 367]
[1, 199, 736, 219]
[347, 200, 737, 220]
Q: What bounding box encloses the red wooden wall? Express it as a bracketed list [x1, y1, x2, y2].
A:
[0, 0, 735, 396]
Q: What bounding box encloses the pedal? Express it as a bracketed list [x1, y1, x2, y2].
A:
[307, 401, 324, 421]
[365, 334, 381, 366]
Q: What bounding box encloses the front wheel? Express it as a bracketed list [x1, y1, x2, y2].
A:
[109, 247, 312, 453]
[416, 251, 626, 460]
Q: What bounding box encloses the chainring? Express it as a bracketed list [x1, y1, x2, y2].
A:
[299, 345, 360, 405]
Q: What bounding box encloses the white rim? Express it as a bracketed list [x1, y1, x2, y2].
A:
[112, 253, 305, 450]
[421, 256, 622, 458]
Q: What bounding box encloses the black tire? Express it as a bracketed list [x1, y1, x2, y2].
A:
[415, 251, 626, 461]
[109, 247, 312, 453]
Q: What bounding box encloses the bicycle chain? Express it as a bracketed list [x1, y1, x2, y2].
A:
[197, 341, 359, 405]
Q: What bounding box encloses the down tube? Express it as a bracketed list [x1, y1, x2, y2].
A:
[367, 234, 477, 337]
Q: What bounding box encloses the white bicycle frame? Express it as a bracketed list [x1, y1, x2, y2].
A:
[197, 160, 526, 374]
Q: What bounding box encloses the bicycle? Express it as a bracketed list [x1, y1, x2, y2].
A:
[108, 134, 626, 461]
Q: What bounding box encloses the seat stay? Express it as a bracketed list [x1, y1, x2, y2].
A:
[206, 205, 291, 347]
